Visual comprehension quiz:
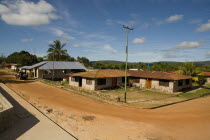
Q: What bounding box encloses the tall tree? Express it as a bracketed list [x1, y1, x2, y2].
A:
[77, 57, 89, 67]
[47, 40, 68, 61]
[178, 62, 199, 76]
[7, 51, 38, 66]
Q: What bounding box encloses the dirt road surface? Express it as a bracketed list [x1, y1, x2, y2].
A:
[1, 70, 210, 140]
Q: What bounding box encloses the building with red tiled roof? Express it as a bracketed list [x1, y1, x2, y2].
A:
[201, 72, 210, 83]
[69, 70, 192, 93]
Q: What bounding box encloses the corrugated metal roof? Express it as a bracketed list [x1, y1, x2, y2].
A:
[38, 61, 87, 70]
[20, 61, 48, 69]
[30, 61, 48, 68]
[20, 66, 33, 69]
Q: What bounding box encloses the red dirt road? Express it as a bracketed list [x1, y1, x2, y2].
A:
[1, 70, 210, 140]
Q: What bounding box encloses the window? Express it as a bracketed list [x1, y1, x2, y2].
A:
[72, 77, 79, 82]
[159, 79, 169, 87]
[122, 77, 125, 83]
[122, 77, 129, 83]
[71, 77, 76, 81]
[178, 80, 183, 86]
[98, 78, 106, 85]
[86, 78, 92, 85]
[132, 77, 140, 83]
[186, 79, 190, 85]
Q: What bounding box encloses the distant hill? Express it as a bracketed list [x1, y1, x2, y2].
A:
[90, 60, 210, 66]
[159, 61, 210, 66]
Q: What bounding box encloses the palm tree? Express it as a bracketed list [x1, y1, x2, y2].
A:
[47, 40, 67, 61]
[178, 62, 199, 76]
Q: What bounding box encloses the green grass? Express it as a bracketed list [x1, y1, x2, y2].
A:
[38, 78, 210, 108]
[177, 83, 210, 99]
[100, 87, 173, 103]
[37, 79, 69, 86]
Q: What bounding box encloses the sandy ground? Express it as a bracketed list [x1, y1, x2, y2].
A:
[1, 69, 210, 140]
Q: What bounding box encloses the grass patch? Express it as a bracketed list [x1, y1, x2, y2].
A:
[177, 84, 210, 99]
[37, 78, 210, 109]
[37, 79, 69, 86]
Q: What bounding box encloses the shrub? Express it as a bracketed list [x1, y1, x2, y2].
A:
[196, 75, 207, 87]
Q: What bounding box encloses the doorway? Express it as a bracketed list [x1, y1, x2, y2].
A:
[112, 77, 117, 88]
[79, 77, 82, 87]
[146, 79, 152, 88]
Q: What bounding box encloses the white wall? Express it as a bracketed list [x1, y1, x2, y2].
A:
[69, 77, 79, 87]
[82, 78, 95, 90]
[206, 77, 210, 83]
[151, 79, 174, 93]
[131, 78, 192, 93]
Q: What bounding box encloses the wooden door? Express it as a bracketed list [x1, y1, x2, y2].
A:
[112, 77, 117, 88]
[146, 79, 152, 88]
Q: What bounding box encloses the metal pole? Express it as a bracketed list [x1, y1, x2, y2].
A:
[123, 25, 133, 103]
[52, 54, 55, 81]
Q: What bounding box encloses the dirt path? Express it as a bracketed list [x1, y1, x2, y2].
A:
[1, 70, 210, 140]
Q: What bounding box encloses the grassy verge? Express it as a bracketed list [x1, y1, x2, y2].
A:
[37, 79, 210, 109]
[177, 84, 210, 99]
[37, 79, 123, 105]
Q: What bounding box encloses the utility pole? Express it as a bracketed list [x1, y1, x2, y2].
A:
[123, 25, 133, 103]
[52, 54, 55, 81]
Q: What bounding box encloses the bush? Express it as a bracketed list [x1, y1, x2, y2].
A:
[196, 75, 207, 87]
[28, 72, 34, 78]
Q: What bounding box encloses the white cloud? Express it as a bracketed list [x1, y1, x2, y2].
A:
[196, 20, 210, 32]
[21, 38, 33, 42]
[50, 28, 75, 40]
[0, 0, 58, 26]
[166, 14, 183, 22]
[62, 10, 80, 27]
[132, 38, 146, 44]
[0, 4, 10, 14]
[72, 44, 80, 47]
[165, 41, 202, 52]
[103, 44, 117, 54]
[174, 41, 201, 49]
[154, 14, 184, 25]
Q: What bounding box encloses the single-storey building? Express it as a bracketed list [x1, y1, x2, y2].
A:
[128, 70, 192, 93]
[201, 72, 210, 83]
[4, 63, 18, 70]
[20, 61, 87, 80]
[69, 70, 192, 93]
[69, 70, 125, 90]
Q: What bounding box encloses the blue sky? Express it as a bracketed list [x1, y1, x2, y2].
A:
[0, 0, 210, 62]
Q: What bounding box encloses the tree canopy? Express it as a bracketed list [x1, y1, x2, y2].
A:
[178, 62, 199, 76]
[47, 40, 68, 61]
[77, 57, 90, 67]
[7, 51, 38, 66]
